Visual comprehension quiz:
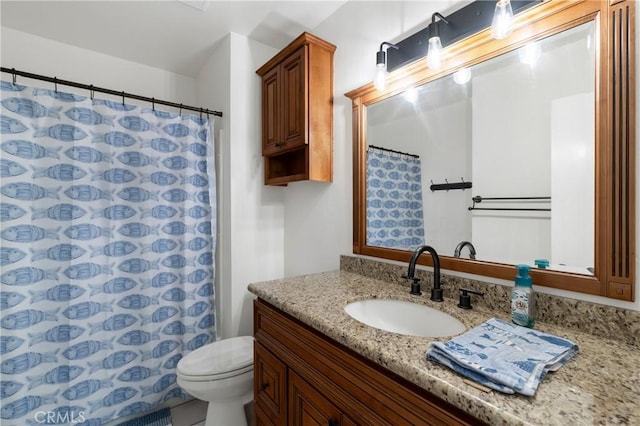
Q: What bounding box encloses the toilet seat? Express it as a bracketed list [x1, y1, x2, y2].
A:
[177, 336, 254, 382]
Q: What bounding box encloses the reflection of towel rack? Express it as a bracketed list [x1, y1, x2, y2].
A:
[468, 196, 551, 211]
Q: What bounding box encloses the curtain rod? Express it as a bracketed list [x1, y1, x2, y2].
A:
[368, 145, 419, 158]
[1, 67, 223, 118]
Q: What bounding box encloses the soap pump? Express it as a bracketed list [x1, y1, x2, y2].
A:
[511, 264, 535, 328]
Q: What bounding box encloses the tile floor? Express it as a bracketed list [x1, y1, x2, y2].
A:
[170, 399, 254, 426]
[170, 399, 208, 425]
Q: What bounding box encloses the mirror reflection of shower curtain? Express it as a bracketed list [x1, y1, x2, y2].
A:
[0, 80, 217, 425]
[366, 147, 425, 250]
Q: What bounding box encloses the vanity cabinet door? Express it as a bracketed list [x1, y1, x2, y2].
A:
[254, 342, 287, 425]
[289, 371, 342, 426]
[254, 403, 277, 426]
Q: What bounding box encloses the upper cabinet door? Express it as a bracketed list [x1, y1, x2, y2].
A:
[281, 46, 307, 150]
[262, 66, 282, 155]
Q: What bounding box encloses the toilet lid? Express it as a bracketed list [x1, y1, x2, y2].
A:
[177, 336, 254, 378]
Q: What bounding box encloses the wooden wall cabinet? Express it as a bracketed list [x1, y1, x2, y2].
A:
[253, 299, 484, 426]
[256, 32, 335, 186]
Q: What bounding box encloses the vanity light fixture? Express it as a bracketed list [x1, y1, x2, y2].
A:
[374, 42, 399, 91]
[382, 0, 540, 74]
[427, 12, 449, 69]
[492, 0, 514, 39]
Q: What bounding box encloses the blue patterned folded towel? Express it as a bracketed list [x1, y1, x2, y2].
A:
[426, 318, 578, 396]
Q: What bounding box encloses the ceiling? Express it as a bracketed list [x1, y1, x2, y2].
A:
[0, 1, 348, 77]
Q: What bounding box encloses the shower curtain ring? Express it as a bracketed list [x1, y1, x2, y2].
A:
[89, 85, 94, 100]
[11, 68, 17, 86]
[200, 108, 203, 119]
[179, 104, 183, 115]
[121, 91, 125, 106]
[54, 77, 58, 93]
[152, 98, 155, 111]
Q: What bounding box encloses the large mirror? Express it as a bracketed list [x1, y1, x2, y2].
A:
[347, 0, 635, 300]
[366, 21, 595, 275]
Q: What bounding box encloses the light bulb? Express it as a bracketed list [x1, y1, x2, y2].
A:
[374, 65, 387, 91]
[403, 87, 418, 103]
[519, 42, 541, 66]
[453, 68, 471, 85]
[491, 0, 513, 40]
[427, 37, 443, 69]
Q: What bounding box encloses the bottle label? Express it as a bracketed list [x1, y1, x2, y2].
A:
[512, 289, 534, 327]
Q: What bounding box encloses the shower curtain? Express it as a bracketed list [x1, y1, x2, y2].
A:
[366, 147, 425, 250]
[0, 81, 217, 425]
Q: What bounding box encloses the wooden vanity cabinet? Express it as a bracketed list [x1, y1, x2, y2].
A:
[253, 299, 484, 426]
[289, 371, 355, 426]
[255, 342, 287, 424]
[256, 32, 335, 185]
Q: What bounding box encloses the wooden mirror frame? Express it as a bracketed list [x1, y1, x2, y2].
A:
[346, 0, 636, 301]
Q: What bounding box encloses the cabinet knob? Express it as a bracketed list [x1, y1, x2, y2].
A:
[261, 382, 269, 391]
[275, 141, 284, 147]
[328, 421, 339, 426]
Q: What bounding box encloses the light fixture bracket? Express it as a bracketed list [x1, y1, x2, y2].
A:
[377, 42, 399, 67]
[387, 0, 540, 73]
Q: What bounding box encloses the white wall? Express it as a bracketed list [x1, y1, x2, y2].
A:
[1, 27, 197, 106]
[197, 33, 284, 338]
[550, 93, 594, 272]
[471, 56, 552, 265]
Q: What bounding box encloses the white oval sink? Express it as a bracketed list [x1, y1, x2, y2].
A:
[344, 299, 466, 337]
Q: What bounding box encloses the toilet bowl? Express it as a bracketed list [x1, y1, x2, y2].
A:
[177, 336, 254, 426]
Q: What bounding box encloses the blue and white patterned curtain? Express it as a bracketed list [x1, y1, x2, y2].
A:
[366, 147, 425, 250]
[0, 80, 216, 425]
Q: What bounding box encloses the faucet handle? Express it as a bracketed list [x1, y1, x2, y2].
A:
[458, 288, 484, 309]
[409, 277, 422, 296]
[401, 274, 422, 295]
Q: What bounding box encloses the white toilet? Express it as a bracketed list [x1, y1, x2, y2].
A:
[177, 336, 254, 426]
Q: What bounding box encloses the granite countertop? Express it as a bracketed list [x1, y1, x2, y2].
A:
[248, 270, 640, 426]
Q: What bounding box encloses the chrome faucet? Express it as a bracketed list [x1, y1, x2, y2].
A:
[454, 241, 476, 260]
[403, 245, 443, 302]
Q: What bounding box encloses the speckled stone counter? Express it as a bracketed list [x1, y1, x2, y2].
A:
[248, 270, 640, 425]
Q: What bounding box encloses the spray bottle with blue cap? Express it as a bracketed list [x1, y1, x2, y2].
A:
[512, 264, 536, 328]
